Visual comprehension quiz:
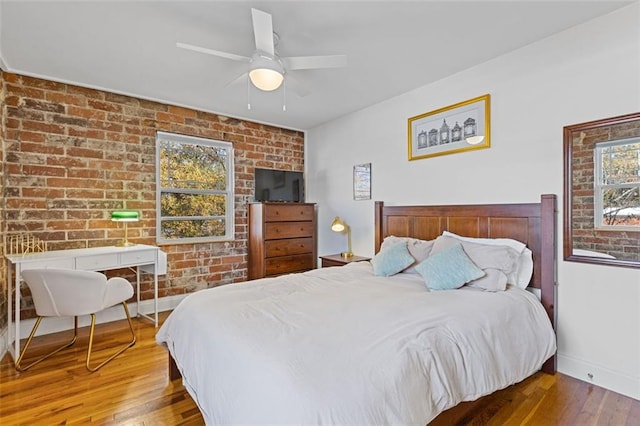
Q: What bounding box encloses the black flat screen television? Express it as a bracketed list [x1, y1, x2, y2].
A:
[254, 168, 304, 202]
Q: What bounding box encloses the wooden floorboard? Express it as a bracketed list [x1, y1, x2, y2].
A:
[1, 312, 638, 425]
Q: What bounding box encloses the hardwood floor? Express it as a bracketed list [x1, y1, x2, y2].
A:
[1, 313, 202, 425]
[1, 313, 638, 425]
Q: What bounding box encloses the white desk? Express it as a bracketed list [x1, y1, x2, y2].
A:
[5, 244, 166, 361]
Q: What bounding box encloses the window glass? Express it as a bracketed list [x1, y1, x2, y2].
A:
[156, 132, 234, 243]
[595, 138, 640, 228]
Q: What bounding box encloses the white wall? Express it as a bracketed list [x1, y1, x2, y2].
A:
[306, 3, 640, 400]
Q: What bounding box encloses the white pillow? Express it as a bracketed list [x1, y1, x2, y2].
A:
[442, 231, 533, 289]
[466, 268, 509, 292]
[442, 231, 525, 251]
[380, 236, 434, 274]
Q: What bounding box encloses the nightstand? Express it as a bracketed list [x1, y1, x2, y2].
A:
[320, 253, 371, 268]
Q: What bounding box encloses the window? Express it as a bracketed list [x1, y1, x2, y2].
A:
[594, 137, 640, 229]
[156, 132, 234, 243]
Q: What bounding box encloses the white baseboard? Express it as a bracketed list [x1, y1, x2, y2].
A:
[558, 352, 640, 400]
[1, 294, 187, 359]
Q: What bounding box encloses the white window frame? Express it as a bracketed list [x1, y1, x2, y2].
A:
[155, 131, 234, 244]
[594, 137, 640, 230]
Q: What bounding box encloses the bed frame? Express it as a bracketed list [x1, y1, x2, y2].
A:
[169, 194, 557, 401]
[374, 194, 557, 375]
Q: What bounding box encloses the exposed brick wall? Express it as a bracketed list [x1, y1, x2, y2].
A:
[1, 72, 305, 321]
[571, 121, 640, 260]
[0, 70, 6, 331]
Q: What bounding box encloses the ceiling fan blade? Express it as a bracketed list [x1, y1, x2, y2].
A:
[224, 72, 248, 88]
[251, 8, 274, 56]
[282, 55, 347, 70]
[176, 42, 250, 62]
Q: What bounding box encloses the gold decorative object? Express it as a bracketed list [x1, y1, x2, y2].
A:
[8, 233, 46, 256]
[331, 216, 353, 258]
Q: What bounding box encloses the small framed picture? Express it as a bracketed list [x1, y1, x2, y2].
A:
[353, 163, 371, 200]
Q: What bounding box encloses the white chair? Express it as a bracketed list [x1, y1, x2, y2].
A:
[16, 268, 136, 372]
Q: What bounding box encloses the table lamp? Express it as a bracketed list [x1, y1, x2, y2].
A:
[331, 216, 353, 258]
[111, 210, 139, 247]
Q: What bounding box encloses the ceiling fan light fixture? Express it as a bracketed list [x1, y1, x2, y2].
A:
[249, 68, 283, 91]
[249, 53, 284, 91]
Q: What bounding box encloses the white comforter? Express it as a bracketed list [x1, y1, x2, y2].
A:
[156, 262, 556, 425]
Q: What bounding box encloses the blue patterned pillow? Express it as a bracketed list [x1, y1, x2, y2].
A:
[371, 241, 415, 277]
[414, 243, 485, 290]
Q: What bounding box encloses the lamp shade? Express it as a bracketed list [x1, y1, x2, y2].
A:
[331, 216, 346, 232]
[249, 53, 284, 91]
[111, 210, 140, 222]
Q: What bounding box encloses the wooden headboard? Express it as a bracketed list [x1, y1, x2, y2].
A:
[374, 194, 557, 373]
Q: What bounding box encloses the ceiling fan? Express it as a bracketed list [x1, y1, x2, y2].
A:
[177, 8, 347, 95]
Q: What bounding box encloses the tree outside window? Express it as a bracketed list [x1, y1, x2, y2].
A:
[595, 138, 640, 228]
[156, 132, 234, 243]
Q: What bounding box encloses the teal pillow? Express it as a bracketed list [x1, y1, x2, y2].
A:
[415, 243, 485, 290]
[371, 241, 415, 277]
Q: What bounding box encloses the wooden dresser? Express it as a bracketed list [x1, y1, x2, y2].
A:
[248, 202, 317, 279]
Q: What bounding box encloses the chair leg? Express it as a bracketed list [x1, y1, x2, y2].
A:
[86, 302, 136, 372]
[15, 316, 78, 372]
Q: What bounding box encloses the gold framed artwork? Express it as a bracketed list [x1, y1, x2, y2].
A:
[408, 94, 490, 161]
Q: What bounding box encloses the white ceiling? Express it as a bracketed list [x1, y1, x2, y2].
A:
[0, 1, 632, 131]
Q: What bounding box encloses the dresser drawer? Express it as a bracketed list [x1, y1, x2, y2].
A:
[75, 253, 119, 270]
[264, 204, 314, 222]
[120, 249, 156, 266]
[265, 237, 313, 258]
[265, 254, 314, 276]
[265, 222, 314, 239]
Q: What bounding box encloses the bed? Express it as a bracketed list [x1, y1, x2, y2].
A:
[157, 194, 557, 424]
